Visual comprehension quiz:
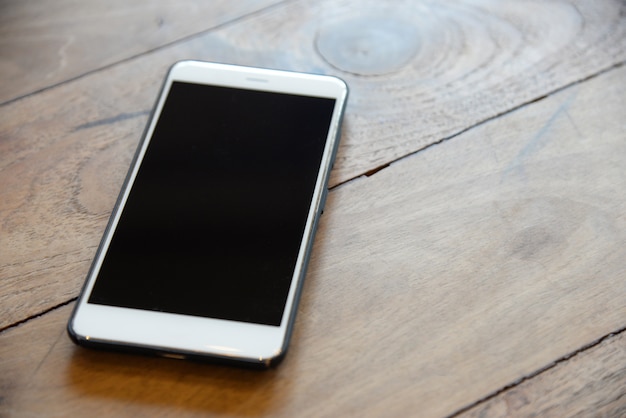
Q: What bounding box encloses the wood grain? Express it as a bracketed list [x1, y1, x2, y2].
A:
[1, 0, 626, 330]
[298, 63, 626, 417]
[0, 0, 281, 104]
[458, 331, 626, 417]
[1, 59, 625, 418]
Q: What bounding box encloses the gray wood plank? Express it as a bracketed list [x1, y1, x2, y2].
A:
[458, 331, 626, 417]
[0, 0, 281, 103]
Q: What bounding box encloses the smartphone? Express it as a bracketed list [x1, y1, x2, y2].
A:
[67, 60, 348, 367]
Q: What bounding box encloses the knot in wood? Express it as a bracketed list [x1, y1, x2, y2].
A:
[315, 16, 420, 76]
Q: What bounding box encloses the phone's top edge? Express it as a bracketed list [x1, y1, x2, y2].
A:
[169, 60, 348, 95]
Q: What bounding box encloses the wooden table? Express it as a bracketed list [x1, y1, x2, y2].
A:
[1, 1, 625, 416]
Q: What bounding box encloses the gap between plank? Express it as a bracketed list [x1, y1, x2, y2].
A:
[0, 298, 77, 334]
[330, 59, 626, 192]
[0, 0, 296, 108]
[446, 325, 626, 418]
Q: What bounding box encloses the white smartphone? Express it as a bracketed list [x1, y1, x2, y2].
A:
[68, 60, 348, 367]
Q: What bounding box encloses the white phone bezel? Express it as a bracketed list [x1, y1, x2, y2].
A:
[69, 61, 348, 366]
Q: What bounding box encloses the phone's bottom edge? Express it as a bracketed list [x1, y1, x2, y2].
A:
[66, 327, 283, 370]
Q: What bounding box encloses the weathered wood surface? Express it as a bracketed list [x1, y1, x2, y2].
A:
[1, 58, 625, 417]
[2, 0, 626, 330]
[3, 311, 623, 418]
[459, 331, 626, 417]
[2, 0, 626, 416]
[0, 0, 281, 104]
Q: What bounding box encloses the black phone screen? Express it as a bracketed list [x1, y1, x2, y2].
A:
[88, 81, 336, 326]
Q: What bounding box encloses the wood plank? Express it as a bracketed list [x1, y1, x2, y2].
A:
[0, 0, 282, 104]
[1, 0, 625, 329]
[2, 312, 623, 418]
[156, 0, 626, 186]
[1, 59, 625, 418]
[297, 63, 626, 417]
[458, 331, 626, 417]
